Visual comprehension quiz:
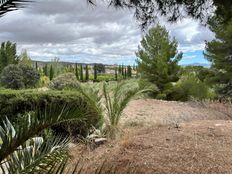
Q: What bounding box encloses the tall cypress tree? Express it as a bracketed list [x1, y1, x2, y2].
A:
[127, 65, 132, 78]
[43, 64, 48, 76]
[94, 64, 97, 81]
[124, 68, 127, 79]
[85, 65, 89, 81]
[115, 67, 118, 81]
[35, 62, 38, 71]
[49, 65, 54, 80]
[75, 63, 79, 80]
[80, 64, 83, 81]
[122, 65, 124, 76]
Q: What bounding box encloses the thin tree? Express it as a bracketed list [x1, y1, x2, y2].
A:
[75, 63, 79, 80]
[49, 65, 54, 80]
[85, 65, 89, 81]
[80, 64, 83, 81]
[43, 64, 48, 76]
[94, 64, 97, 82]
[115, 67, 118, 81]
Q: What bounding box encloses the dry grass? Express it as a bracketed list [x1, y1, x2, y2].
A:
[68, 99, 232, 174]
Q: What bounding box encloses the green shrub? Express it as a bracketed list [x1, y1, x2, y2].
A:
[0, 65, 24, 89]
[167, 75, 215, 101]
[49, 73, 80, 90]
[0, 64, 39, 89]
[0, 89, 102, 137]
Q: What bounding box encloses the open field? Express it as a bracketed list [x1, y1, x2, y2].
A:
[69, 99, 232, 173]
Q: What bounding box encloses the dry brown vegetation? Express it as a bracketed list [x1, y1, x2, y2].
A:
[69, 99, 232, 173]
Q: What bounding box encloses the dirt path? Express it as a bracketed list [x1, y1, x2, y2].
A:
[69, 99, 232, 174]
[122, 99, 232, 127]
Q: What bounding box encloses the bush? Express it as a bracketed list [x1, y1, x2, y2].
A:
[0, 89, 102, 137]
[0, 64, 39, 89]
[19, 64, 40, 88]
[49, 73, 80, 90]
[167, 75, 215, 101]
[0, 65, 24, 89]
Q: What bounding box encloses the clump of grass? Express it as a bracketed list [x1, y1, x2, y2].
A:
[102, 80, 152, 139]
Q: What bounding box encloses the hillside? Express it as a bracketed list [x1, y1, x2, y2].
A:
[69, 99, 232, 173]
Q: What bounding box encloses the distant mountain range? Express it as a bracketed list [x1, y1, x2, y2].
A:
[32, 60, 211, 68]
[180, 63, 210, 67]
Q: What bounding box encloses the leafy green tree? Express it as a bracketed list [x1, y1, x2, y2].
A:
[49, 65, 54, 80]
[18, 49, 32, 67]
[19, 64, 40, 88]
[0, 64, 24, 89]
[0, 41, 18, 72]
[121, 65, 124, 76]
[80, 64, 84, 81]
[205, 17, 232, 97]
[136, 24, 182, 95]
[0, 64, 40, 89]
[85, 65, 89, 81]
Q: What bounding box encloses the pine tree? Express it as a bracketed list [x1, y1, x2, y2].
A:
[49, 65, 54, 80]
[0, 41, 18, 73]
[85, 65, 89, 81]
[136, 24, 182, 93]
[205, 17, 232, 96]
[94, 64, 97, 81]
[80, 64, 83, 81]
[118, 65, 121, 74]
[75, 63, 79, 80]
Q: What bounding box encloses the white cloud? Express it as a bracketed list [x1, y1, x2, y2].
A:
[0, 0, 214, 64]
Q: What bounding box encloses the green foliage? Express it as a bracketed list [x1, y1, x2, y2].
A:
[18, 64, 40, 88]
[136, 24, 182, 95]
[205, 17, 232, 98]
[43, 64, 48, 76]
[95, 63, 105, 73]
[94, 64, 98, 81]
[168, 75, 215, 101]
[0, 64, 24, 89]
[49, 73, 80, 90]
[0, 89, 102, 137]
[85, 65, 89, 81]
[0, 41, 18, 73]
[18, 49, 32, 67]
[102, 80, 152, 139]
[80, 64, 84, 81]
[0, 64, 39, 89]
[127, 65, 132, 77]
[75, 63, 79, 80]
[0, 100, 92, 173]
[49, 65, 54, 80]
[115, 67, 118, 81]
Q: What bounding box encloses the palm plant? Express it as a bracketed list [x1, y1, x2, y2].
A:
[102, 80, 152, 139]
[0, 0, 32, 16]
[0, 100, 99, 173]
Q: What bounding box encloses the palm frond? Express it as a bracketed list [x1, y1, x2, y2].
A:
[0, 0, 32, 16]
[0, 100, 95, 163]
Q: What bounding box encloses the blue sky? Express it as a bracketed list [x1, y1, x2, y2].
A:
[0, 0, 214, 66]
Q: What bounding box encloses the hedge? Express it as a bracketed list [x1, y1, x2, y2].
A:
[0, 89, 102, 137]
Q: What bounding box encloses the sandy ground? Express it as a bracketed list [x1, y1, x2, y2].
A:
[69, 99, 232, 174]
